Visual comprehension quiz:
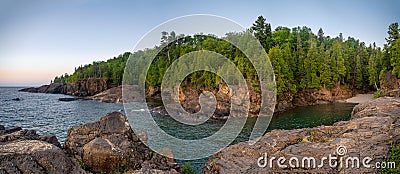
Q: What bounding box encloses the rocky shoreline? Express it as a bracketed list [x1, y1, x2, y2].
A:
[0, 112, 180, 174]
[2, 96, 398, 173]
[203, 97, 400, 173]
[20, 81, 355, 118]
[5, 87, 400, 173]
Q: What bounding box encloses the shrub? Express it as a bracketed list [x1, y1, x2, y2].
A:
[79, 160, 88, 170]
[373, 89, 382, 98]
[381, 143, 400, 173]
[182, 162, 197, 174]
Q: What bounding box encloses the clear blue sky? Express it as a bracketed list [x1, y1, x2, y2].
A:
[0, 0, 399, 86]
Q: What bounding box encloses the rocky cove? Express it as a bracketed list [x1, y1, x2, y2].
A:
[1, 96, 399, 173]
[11, 76, 400, 173]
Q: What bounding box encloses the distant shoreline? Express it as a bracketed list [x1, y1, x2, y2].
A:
[0, 86, 40, 88]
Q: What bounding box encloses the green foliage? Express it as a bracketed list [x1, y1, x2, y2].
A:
[251, 15, 273, 51]
[386, 22, 399, 47]
[52, 19, 399, 97]
[381, 143, 400, 173]
[182, 162, 197, 174]
[53, 52, 131, 85]
[391, 39, 400, 78]
[373, 89, 382, 98]
[79, 160, 89, 171]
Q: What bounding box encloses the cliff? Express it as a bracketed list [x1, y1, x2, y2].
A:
[203, 97, 400, 173]
[19, 79, 110, 97]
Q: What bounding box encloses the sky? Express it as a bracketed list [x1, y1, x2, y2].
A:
[0, 0, 399, 86]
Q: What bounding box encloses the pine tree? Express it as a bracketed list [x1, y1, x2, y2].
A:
[368, 44, 380, 89]
[251, 16, 272, 51]
[331, 40, 346, 85]
[320, 43, 334, 87]
[391, 39, 400, 77]
[318, 28, 324, 46]
[386, 23, 400, 47]
[269, 46, 289, 94]
[305, 37, 320, 88]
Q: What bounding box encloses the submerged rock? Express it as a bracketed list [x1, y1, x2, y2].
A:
[204, 97, 400, 173]
[64, 111, 180, 173]
[58, 97, 82, 101]
[11, 97, 21, 101]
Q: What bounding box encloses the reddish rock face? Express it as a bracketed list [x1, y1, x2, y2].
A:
[82, 138, 127, 173]
[64, 79, 109, 96]
[381, 70, 400, 97]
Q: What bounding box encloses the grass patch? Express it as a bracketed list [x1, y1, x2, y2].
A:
[381, 143, 400, 173]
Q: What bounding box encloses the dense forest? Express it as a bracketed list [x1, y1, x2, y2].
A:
[53, 16, 400, 95]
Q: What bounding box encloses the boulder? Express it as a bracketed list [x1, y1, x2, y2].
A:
[0, 129, 61, 147]
[64, 112, 180, 173]
[0, 126, 22, 135]
[0, 127, 86, 174]
[0, 140, 88, 174]
[203, 97, 400, 173]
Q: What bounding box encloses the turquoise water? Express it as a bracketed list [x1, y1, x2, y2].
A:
[156, 103, 355, 172]
[0, 87, 355, 173]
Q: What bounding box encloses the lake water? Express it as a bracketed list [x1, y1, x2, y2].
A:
[0, 87, 355, 173]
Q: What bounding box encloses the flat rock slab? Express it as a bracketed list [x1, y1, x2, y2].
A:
[204, 97, 400, 173]
[345, 94, 373, 104]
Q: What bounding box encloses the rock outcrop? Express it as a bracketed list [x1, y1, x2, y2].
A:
[275, 86, 353, 112]
[0, 126, 87, 174]
[381, 70, 400, 97]
[0, 128, 61, 147]
[87, 86, 123, 103]
[64, 112, 180, 173]
[203, 97, 400, 173]
[19, 79, 110, 97]
[176, 84, 352, 117]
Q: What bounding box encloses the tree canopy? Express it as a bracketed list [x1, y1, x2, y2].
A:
[53, 16, 400, 95]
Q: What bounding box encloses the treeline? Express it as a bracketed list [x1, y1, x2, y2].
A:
[53, 16, 400, 95]
[254, 16, 400, 94]
[53, 52, 130, 85]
